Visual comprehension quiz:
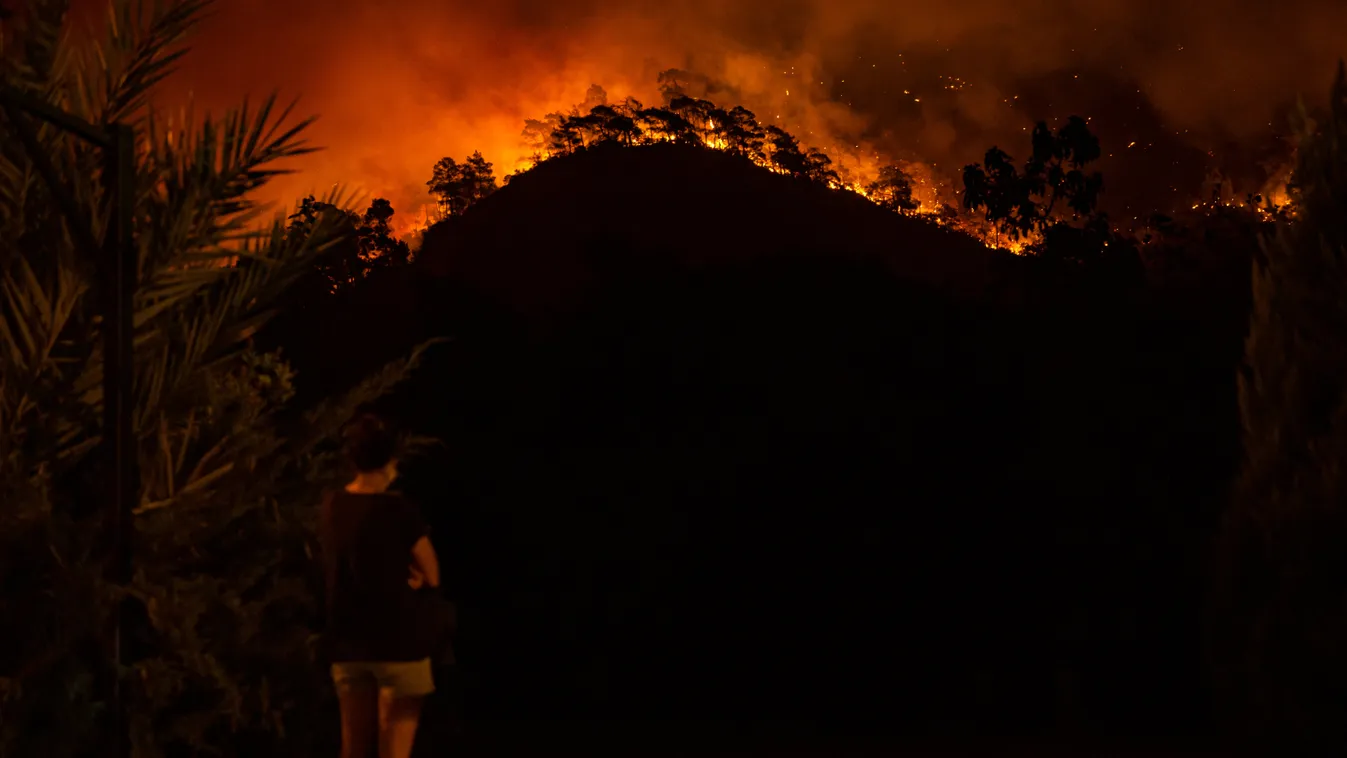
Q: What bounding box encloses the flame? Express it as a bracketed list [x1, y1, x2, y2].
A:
[1185, 154, 1298, 223]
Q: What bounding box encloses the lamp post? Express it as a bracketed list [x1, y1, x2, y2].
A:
[0, 85, 137, 758]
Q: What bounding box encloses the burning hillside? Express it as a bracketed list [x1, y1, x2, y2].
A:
[405, 78, 1211, 259]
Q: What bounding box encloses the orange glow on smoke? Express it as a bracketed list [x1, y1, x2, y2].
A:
[127, 0, 1333, 256]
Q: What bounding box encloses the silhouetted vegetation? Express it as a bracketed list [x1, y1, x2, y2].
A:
[287, 196, 412, 291]
[867, 164, 920, 213]
[960, 115, 1143, 274]
[515, 81, 847, 189]
[1209, 63, 1347, 755]
[427, 151, 499, 215]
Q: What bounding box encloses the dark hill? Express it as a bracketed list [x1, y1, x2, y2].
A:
[416, 142, 1027, 320]
[266, 141, 1244, 750]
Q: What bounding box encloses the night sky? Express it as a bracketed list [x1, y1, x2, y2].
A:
[102, 0, 1346, 224]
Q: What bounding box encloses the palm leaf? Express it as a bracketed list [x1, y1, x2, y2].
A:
[100, 0, 212, 127]
[286, 338, 449, 459]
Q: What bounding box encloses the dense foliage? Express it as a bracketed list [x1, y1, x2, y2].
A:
[1213, 63, 1347, 752]
[0, 1, 432, 755]
[427, 151, 498, 216]
[286, 196, 412, 292]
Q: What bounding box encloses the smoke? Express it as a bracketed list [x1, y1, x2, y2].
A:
[141, 0, 1345, 223]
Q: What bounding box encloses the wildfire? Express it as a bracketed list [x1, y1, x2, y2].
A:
[395, 98, 1045, 256]
[394, 77, 1296, 260]
[1187, 159, 1298, 222]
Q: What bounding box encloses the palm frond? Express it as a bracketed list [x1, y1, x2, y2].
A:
[2, 0, 70, 91]
[139, 94, 327, 270]
[0, 251, 89, 425]
[100, 0, 211, 127]
[287, 338, 449, 458]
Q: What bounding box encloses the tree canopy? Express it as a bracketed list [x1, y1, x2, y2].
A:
[427, 151, 498, 215]
[286, 196, 411, 291]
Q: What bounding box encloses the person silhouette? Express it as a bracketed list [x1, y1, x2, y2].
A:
[320, 413, 441, 758]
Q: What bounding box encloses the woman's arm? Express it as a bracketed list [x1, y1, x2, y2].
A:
[409, 535, 441, 589]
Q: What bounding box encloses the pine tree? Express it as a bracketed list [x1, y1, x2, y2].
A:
[0, 1, 437, 754]
[1213, 62, 1347, 752]
[426, 152, 498, 215]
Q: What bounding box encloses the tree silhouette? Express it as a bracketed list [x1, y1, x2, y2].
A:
[867, 165, 920, 213]
[582, 104, 638, 146]
[1213, 63, 1347, 753]
[636, 107, 698, 145]
[427, 152, 499, 215]
[522, 112, 566, 160]
[668, 95, 718, 142]
[763, 125, 809, 176]
[287, 196, 411, 291]
[961, 147, 1034, 247]
[804, 149, 840, 185]
[720, 106, 766, 162]
[358, 198, 412, 267]
[962, 116, 1109, 257]
[549, 113, 586, 155]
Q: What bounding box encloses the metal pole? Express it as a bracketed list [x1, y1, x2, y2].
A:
[1, 84, 138, 758]
[102, 122, 138, 758]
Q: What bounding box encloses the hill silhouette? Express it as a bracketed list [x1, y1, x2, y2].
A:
[264, 138, 1246, 752]
[416, 141, 1029, 320]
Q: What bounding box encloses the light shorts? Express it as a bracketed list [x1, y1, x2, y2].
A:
[331, 658, 436, 698]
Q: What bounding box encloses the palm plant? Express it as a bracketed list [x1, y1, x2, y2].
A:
[0, 1, 436, 755]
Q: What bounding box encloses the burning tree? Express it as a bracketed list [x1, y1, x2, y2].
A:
[1212, 62, 1347, 753]
[866, 165, 921, 214]
[0, 1, 436, 754]
[961, 116, 1129, 265]
[521, 112, 566, 160]
[577, 104, 640, 146]
[720, 106, 768, 163]
[633, 106, 698, 146]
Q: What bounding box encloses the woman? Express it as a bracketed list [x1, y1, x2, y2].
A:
[320, 414, 441, 758]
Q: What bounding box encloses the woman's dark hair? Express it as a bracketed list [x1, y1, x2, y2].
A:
[342, 413, 400, 472]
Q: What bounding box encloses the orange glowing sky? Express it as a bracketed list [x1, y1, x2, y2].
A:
[126, 0, 1346, 225]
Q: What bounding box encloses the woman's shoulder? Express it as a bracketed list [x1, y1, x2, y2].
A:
[328, 487, 415, 507]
